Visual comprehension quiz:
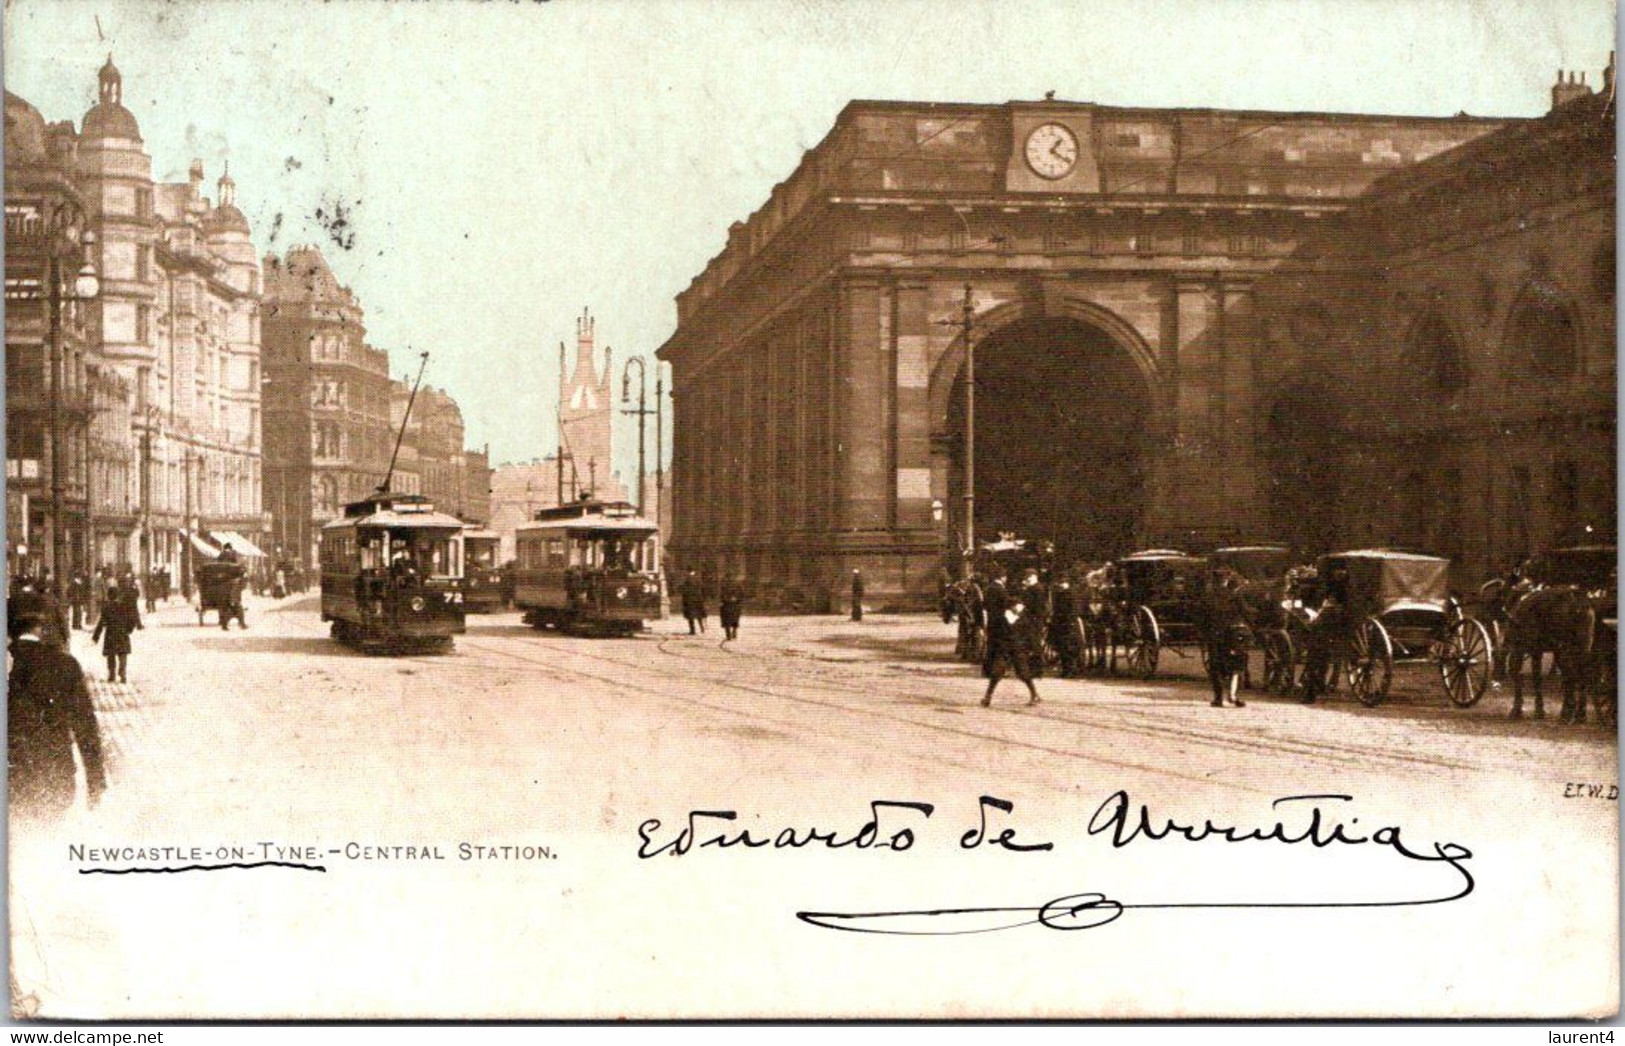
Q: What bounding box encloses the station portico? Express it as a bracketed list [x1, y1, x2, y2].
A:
[659, 86, 1610, 611]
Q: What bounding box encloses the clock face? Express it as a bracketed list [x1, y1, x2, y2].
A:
[1025, 122, 1079, 180]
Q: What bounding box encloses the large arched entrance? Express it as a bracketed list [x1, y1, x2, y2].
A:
[943, 314, 1153, 565]
[1264, 378, 1342, 553]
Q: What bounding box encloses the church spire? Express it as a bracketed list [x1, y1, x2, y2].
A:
[573, 306, 597, 387]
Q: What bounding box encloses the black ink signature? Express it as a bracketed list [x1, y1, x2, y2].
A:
[797, 791, 1475, 935]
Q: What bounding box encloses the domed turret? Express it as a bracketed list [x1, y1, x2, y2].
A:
[4, 90, 48, 163]
[81, 54, 142, 142]
[205, 165, 251, 235]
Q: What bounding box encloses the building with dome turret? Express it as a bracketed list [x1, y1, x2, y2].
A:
[5, 56, 267, 584]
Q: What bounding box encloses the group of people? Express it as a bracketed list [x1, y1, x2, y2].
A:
[679, 571, 746, 640]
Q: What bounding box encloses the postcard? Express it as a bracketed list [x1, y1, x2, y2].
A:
[3, 0, 1617, 1020]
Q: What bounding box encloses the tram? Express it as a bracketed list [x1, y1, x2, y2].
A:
[462, 525, 507, 613]
[512, 497, 661, 635]
[319, 491, 467, 652]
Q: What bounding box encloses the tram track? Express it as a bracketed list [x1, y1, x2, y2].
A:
[262, 600, 1575, 785]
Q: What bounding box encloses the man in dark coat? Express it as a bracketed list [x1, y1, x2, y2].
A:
[680, 570, 707, 635]
[850, 569, 865, 622]
[980, 569, 1039, 707]
[91, 578, 142, 683]
[9, 609, 106, 824]
[67, 571, 90, 631]
[1049, 575, 1083, 678]
[719, 576, 745, 641]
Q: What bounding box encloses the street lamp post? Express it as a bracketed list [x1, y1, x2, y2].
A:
[936, 284, 975, 575]
[620, 356, 651, 516]
[44, 224, 101, 609]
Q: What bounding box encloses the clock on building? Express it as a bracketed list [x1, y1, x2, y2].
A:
[1024, 122, 1079, 180]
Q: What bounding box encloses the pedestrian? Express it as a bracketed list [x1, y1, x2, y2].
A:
[850, 569, 865, 622]
[67, 569, 89, 631]
[1299, 566, 1348, 705]
[218, 542, 239, 565]
[91, 576, 142, 684]
[1049, 574, 1083, 678]
[680, 570, 707, 635]
[143, 568, 159, 613]
[980, 568, 1039, 707]
[8, 606, 106, 825]
[90, 567, 110, 627]
[719, 576, 745, 641]
[273, 566, 287, 600]
[938, 567, 955, 624]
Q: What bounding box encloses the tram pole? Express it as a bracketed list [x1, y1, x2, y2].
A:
[937, 284, 975, 577]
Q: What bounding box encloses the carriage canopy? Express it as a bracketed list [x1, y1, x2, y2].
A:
[1319, 549, 1450, 616]
[1117, 550, 1208, 605]
[1208, 545, 1294, 583]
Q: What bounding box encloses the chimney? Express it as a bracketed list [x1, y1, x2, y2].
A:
[1552, 68, 1594, 111]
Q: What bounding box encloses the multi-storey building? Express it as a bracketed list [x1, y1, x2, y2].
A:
[261, 245, 393, 564]
[4, 90, 101, 582]
[7, 57, 266, 583]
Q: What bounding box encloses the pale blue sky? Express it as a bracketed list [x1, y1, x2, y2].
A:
[4, 0, 1615, 474]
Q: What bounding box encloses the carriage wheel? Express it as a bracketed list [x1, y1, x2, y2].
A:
[1348, 618, 1393, 707]
[1262, 629, 1296, 694]
[1439, 618, 1492, 708]
[1125, 606, 1160, 680]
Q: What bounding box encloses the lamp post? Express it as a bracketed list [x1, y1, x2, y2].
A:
[936, 284, 975, 575]
[620, 356, 652, 516]
[44, 222, 101, 609]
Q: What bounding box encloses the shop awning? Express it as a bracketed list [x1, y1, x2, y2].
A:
[214, 531, 267, 558]
[184, 530, 222, 559]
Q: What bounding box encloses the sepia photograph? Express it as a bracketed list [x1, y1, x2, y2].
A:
[2, 0, 1618, 1022]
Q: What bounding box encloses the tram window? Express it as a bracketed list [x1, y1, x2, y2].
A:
[546, 538, 565, 567]
[468, 542, 496, 568]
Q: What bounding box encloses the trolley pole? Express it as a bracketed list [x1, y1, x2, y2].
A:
[937, 284, 975, 576]
[621, 356, 651, 516]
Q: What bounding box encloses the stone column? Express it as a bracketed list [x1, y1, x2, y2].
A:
[836, 277, 890, 532]
[893, 281, 934, 532]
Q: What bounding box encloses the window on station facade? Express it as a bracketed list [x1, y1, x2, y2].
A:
[1402, 312, 1467, 402]
[1507, 285, 1580, 379]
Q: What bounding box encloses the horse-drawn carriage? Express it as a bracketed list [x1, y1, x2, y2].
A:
[1500, 544, 1617, 724]
[1111, 550, 1211, 679]
[949, 536, 1053, 664]
[1206, 545, 1299, 693]
[1308, 550, 1492, 708]
[196, 559, 246, 629]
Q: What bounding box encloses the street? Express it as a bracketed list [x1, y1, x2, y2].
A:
[11, 592, 1619, 1018]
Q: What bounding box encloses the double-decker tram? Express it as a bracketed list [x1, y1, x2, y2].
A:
[320, 491, 467, 652]
[462, 526, 507, 613]
[513, 498, 661, 635]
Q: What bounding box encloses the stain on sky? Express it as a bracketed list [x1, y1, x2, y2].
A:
[313, 196, 358, 251]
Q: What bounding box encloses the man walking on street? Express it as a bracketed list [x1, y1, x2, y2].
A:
[67, 570, 89, 632]
[981, 568, 1040, 708]
[9, 606, 107, 824]
[850, 569, 865, 622]
[680, 570, 708, 635]
[91, 577, 141, 684]
[719, 576, 745, 641]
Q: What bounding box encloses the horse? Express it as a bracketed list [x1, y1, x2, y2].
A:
[1505, 582, 1598, 723]
[1077, 563, 1119, 674]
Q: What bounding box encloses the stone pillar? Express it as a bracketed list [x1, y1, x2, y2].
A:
[836, 278, 889, 531]
[894, 281, 934, 531]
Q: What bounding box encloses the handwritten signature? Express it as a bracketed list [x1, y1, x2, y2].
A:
[795, 791, 1475, 935]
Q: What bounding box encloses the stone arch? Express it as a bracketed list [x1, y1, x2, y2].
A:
[1260, 367, 1347, 554]
[929, 297, 1161, 562]
[927, 295, 1160, 436]
[1398, 309, 1470, 404]
[1502, 281, 1582, 380]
